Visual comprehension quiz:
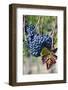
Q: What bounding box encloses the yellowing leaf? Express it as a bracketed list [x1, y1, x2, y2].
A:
[41, 47, 50, 56]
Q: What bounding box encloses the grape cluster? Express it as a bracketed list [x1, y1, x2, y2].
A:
[25, 24, 52, 57]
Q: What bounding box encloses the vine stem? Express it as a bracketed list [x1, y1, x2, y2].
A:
[36, 16, 40, 33]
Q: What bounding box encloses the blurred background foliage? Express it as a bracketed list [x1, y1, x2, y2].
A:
[25, 15, 57, 34]
[23, 15, 57, 74]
